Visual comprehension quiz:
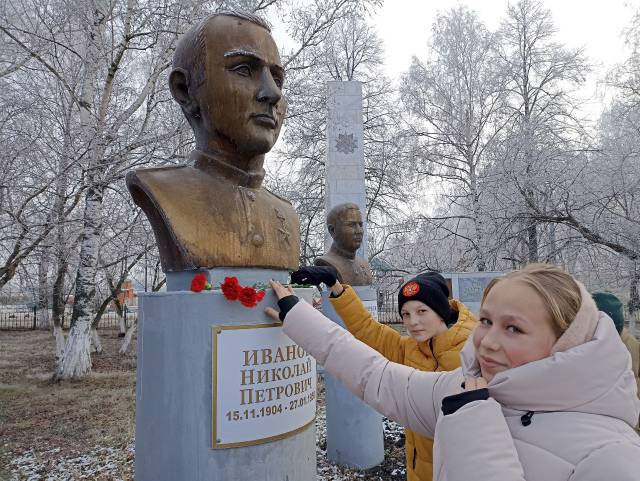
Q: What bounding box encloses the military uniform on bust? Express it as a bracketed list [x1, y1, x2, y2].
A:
[315, 244, 372, 286]
[127, 150, 298, 272]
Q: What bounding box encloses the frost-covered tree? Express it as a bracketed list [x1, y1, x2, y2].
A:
[2, 0, 217, 378]
[400, 6, 507, 271]
[496, 0, 590, 263]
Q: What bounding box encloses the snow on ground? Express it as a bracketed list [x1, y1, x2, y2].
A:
[8, 412, 405, 481]
[8, 445, 135, 481]
[315, 398, 407, 481]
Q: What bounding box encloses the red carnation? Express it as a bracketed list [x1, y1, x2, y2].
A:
[256, 290, 266, 302]
[221, 277, 241, 301]
[239, 286, 259, 307]
[191, 273, 207, 293]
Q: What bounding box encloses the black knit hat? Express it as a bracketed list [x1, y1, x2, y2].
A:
[398, 272, 453, 325]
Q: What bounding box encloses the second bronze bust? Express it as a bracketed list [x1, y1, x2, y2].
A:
[315, 203, 373, 286]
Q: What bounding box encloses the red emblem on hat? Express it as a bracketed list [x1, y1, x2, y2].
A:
[402, 281, 420, 297]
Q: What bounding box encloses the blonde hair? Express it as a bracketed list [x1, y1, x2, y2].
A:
[481, 263, 582, 336]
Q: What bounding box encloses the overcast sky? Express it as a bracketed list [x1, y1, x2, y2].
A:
[371, 0, 639, 118]
[270, 0, 640, 129]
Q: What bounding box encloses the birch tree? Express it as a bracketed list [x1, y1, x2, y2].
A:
[55, 0, 232, 378]
[1, 0, 202, 378]
[488, 4, 640, 312]
[516, 96, 640, 315]
[496, 0, 590, 263]
[0, 55, 83, 291]
[400, 6, 507, 271]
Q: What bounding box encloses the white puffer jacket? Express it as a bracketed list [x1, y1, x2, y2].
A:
[283, 291, 640, 481]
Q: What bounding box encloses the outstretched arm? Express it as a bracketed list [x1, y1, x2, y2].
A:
[291, 267, 408, 362]
[266, 281, 453, 438]
[328, 285, 408, 363]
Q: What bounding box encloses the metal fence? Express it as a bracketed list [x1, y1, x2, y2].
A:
[0, 305, 138, 331]
[377, 290, 401, 325]
[0, 307, 38, 330]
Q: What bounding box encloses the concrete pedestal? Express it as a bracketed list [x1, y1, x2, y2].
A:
[136, 271, 316, 481]
[321, 285, 384, 469]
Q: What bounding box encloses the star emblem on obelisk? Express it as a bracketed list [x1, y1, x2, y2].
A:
[336, 133, 357, 154]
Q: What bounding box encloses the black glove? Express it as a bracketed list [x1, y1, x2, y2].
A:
[291, 266, 338, 287]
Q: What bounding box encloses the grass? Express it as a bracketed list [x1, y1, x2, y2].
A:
[0, 329, 137, 479]
[0, 324, 409, 481]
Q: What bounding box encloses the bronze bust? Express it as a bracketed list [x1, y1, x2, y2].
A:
[315, 203, 373, 285]
[126, 12, 299, 272]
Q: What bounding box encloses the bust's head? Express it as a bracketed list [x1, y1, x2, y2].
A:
[169, 12, 286, 160]
[327, 203, 364, 254]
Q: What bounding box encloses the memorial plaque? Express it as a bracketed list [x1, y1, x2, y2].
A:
[212, 324, 316, 448]
[458, 276, 494, 304]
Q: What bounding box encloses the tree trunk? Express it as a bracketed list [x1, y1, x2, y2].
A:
[120, 320, 137, 354]
[526, 218, 538, 263]
[118, 314, 126, 337]
[37, 307, 51, 330]
[629, 259, 640, 316]
[58, 318, 92, 378]
[36, 249, 51, 328]
[546, 223, 557, 264]
[55, 2, 107, 380]
[90, 294, 112, 354]
[522, 99, 538, 264]
[54, 324, 66, 362]
[57, 186, 104, 379]
[51, 253, 67, 361]
[51, 262, 67, 329]
[469, 162, 486, 271]
[51, 94, 72, 339]
[91, 328, 103, 354]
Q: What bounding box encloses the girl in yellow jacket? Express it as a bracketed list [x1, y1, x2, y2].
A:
[291, 267, 477, 481]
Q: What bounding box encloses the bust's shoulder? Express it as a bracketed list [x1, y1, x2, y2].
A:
[129, 165, 206, 196]
[127, 164, 187, 177]
[314, 255, 332, 266]
[354, 256, 369, 266]
[262, 185, 294, 208]
[314, 254, 349, 271]
[126, 165, 200, 189]
[129, 166, 258, 207]
[314, 255, 347, 283]
[127, 167, 294, 210]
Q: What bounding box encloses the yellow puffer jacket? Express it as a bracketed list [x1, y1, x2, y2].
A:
[330, 286, 477, 481]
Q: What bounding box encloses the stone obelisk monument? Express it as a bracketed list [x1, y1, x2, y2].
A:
[127, 12, 315, 481]
[319, 81, 384, 469]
